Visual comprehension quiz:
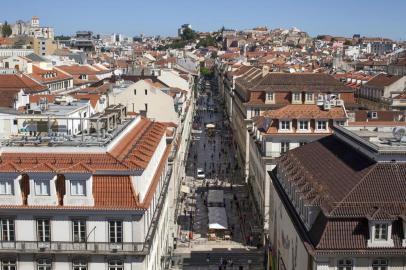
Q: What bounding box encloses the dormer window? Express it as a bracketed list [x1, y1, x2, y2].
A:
[280, 120, 290, 131]
[35, 180, 50, 196]
[298, 120, 309, 131]
[374, 223, 388, 241]
[292, 92, 302, 104]
[0, 180, 13, 195]
[368, 221, 394, 247]
[306, 93, 314, 102]
[266, 92, 274, 102]
[70, 180, 86, 196]
[317, 120, 327, 130]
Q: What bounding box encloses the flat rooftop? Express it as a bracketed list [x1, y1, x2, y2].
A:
[0, 116, 135, 153]
[334, 125, 406, 162]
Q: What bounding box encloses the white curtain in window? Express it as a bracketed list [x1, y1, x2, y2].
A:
[35, 180, 49, 196]
[0, 181, 13, 195]
[71, 180, 85, 195]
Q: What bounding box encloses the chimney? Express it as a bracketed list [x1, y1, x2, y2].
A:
[262, 65, 270, 77]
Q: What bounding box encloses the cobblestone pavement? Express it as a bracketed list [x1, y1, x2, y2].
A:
[173, 78, 264, 269]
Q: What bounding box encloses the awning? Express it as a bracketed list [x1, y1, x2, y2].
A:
[208, 207, 228, 230]
[181, 185, 190, 194]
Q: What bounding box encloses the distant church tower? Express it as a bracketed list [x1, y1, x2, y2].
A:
[31, 16, 40, 27]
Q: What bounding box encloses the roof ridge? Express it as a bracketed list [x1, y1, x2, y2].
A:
[330, 163, 378, 215]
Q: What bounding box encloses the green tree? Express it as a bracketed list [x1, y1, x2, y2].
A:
[181, 28, 197, 41]
[1, 21, 12, 38]
[197, 36, 216, 48]
[200, 67, 213, 77]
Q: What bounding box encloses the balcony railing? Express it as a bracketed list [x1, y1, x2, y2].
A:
[0, 241, 146, 255]
[264, 151, 281, 158]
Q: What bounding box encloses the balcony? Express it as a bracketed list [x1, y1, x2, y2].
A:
[263, 151, 281, 159]
[0, 241, 146, 255]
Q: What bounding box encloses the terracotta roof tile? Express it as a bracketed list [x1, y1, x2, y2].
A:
[262, 104, 347, 119]
[93, 175, 139, 209]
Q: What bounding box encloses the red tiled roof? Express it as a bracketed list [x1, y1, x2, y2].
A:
[262, 104, 347, 119]
[29, 65, 72, 84]
[93, 176, 139, 209]
[364, 74, 403, 88]
[0, 74, 47, 93]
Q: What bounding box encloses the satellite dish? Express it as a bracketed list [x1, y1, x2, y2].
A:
[392, 127, 406, 141]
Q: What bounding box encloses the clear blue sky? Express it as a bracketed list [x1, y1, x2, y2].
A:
[2, 0, 406, 40]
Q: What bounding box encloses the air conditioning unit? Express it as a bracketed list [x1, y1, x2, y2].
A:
[335, 99, 344, 106]
[316, 95, 324, 106]
[323, 101, 331, 111]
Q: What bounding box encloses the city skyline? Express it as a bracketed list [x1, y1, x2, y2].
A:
[2, 0, 406, 40]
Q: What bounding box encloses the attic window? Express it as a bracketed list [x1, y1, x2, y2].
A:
[266, 92, 274, 101]
[374, 223, 388, 241]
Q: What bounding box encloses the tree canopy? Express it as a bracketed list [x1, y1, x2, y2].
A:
[181, 28, 197, 41]
[197, 36, 216, 48]
[1, 21, 12, 38]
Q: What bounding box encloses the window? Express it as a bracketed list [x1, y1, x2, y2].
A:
[70, 180, 86, 196]
[35, 180, 50, 196]
[374, 223, 388, 241]
[299, 121, 309, 130]
[337, 259, 353, 270]
[144, 89, 148, 95]
[266, 92, 274, 101]
[37, 219, 51, 242]
[280, 121, 290, 130]
[108, 260, 123, 270]
[253, 108, 260, 117]
[1, 219, 14, 241]
[0, 181, 13, 195]
[372, 259, 388, 270]
[37, 259, 52, 270]
[371, 112, 378, 119]
[1, 259, 16, 270]
[306, 93, 313, 101]
[281, 142, 290, 154]
[317, 121, 327, 130]
[72, 260, 87, 270]
[293, 93, 301, 101]
[133, 89, 136, 95]
[109, 221, 122, 243]
[72, 220, 86, 243]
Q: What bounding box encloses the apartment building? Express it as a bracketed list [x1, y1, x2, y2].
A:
[249, 103, 348, 232]
[358, 74, 406, 108]
[268, 125, 406, 270]
[216, 64, 355, 183]
[29, 65, 73, 93]
[0, 115, 174, 270]
[108, 79, 178, 124]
